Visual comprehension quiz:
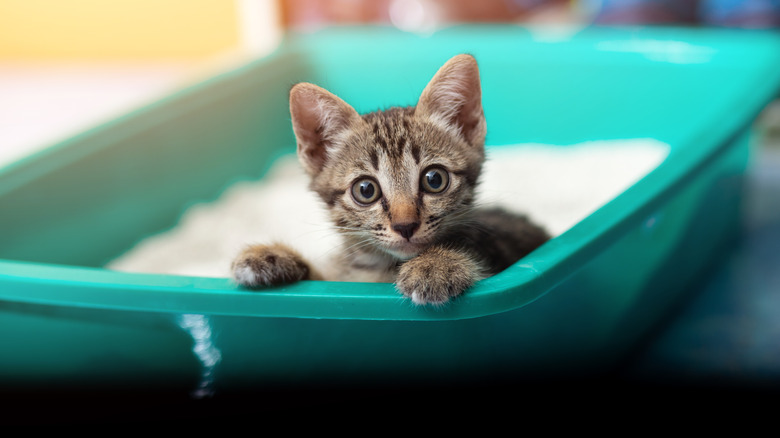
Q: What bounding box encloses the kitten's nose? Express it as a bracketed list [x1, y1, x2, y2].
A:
[392, 222, 420, 240]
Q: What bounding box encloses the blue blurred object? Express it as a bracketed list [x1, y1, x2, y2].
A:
[585, 0, 699, 24]
[583, 0, 780, 27]
[700, 0, 780, 27]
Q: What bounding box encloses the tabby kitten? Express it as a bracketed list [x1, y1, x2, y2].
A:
[231, 54, 549, 305]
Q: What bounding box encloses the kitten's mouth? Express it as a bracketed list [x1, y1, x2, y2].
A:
[385, 240, 426, 260]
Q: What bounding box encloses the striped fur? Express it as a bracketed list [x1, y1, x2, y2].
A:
[231, 54, 549, 306]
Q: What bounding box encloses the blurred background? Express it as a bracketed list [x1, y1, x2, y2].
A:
[1, 0, 779, 393]
[1, 0, 778, 165]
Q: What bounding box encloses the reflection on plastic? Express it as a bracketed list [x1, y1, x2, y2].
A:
[178, 314, 222, 399]
[595, 39, 718, 64]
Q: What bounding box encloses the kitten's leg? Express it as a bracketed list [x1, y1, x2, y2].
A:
[231, 243, 322, 288]
[395, 246, 485, 306]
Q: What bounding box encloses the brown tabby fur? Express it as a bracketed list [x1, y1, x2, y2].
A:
[231, 54, 549, 306]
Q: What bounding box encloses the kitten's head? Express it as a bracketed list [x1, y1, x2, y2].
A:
[289, 54, 486, 260]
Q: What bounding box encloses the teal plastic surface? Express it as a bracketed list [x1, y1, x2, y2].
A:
[1, 25, 779, 390]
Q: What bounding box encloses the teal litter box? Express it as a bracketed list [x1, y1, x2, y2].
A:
[2, 25, 780, 394]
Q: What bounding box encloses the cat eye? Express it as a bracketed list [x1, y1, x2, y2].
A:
[351, 177, 382, 205]
[421, 167, 449, 193]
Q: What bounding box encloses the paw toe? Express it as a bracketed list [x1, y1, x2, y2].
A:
[231, 244, 310, 288]
[232, 263, 262, 288]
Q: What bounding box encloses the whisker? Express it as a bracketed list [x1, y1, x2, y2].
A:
[311, 236, 370, 262]
[329, 225, 369, 232]
[338, 238, 378, 260]
[438, 204, 497, 237]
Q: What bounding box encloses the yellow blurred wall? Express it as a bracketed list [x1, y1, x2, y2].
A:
[0, 0, 244, 58]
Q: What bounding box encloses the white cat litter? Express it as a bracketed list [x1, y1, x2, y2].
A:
[106, 139, 670, 278]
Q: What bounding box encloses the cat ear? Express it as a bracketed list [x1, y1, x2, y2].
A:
[290, 82, 362, 175]
[416, 54, 486, 148]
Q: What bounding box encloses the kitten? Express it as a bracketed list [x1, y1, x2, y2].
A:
[231, 54, 549, 306]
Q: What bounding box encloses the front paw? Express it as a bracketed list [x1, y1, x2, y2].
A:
[395, 247, 484, 306]
[231, 243, 312, 288]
